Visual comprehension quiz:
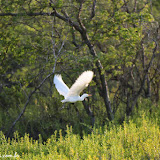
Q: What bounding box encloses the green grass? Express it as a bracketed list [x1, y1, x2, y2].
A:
[0, 114, 160, 159]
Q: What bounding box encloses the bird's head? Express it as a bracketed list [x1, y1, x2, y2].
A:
[81, 93, 92, 100]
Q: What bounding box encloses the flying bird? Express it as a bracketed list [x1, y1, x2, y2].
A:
[54, 71, 93, 103]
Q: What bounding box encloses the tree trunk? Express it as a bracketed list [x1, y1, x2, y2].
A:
[81, 33, 114, 120]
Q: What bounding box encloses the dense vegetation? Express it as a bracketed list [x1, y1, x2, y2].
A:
[0, 0, 160, 157]
[0, 113, 160, 159]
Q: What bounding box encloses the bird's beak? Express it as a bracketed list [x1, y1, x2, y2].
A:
[88, 94, 92, 97]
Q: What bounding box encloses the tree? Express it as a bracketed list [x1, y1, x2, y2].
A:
[0, 0, 159, 138]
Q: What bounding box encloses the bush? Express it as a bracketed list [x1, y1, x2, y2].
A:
[0, 113, 160, 159]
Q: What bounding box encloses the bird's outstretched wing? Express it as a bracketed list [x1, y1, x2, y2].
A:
[67, 71, 93, 97]
[54, 74, 70, 98]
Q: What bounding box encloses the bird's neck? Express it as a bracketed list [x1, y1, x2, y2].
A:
[80, 94, 87, 101]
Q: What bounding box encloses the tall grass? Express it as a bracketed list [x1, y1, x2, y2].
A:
[0, 113, 160, 159]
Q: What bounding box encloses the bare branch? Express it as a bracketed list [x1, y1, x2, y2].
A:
[128, 39, 158, 116]
[52, 9, 83, 33]
[0, 12, 50, 16]
[6, 71, 54, 137]
[6, 34, 67, 137]
[77, 0, 86, 32]
[0, 6, 114, 120]
[133, 0, 137, 12]
[0, 11, 83, 33]
[90, 0, 96, 20]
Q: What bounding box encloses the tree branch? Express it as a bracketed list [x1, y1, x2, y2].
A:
[127, 39, 158, 116]
[6, 35, 66, 137]
[0, 11, 83, 33]
[77, 0, 86, 32]
[90, 0, 96, 20]
[6, 71, 55, 137]
[0, 8, 114, 120]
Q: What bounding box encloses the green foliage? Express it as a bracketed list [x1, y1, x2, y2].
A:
[0, 0, 160, 141]
[0, 114, 160, 159]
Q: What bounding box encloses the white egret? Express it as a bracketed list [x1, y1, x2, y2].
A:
[54, 71, 93, 103]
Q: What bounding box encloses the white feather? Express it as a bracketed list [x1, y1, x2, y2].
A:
[53, 74, 69, 98]
[67, 71, 93, 97]
[54, 71, 93, 103]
